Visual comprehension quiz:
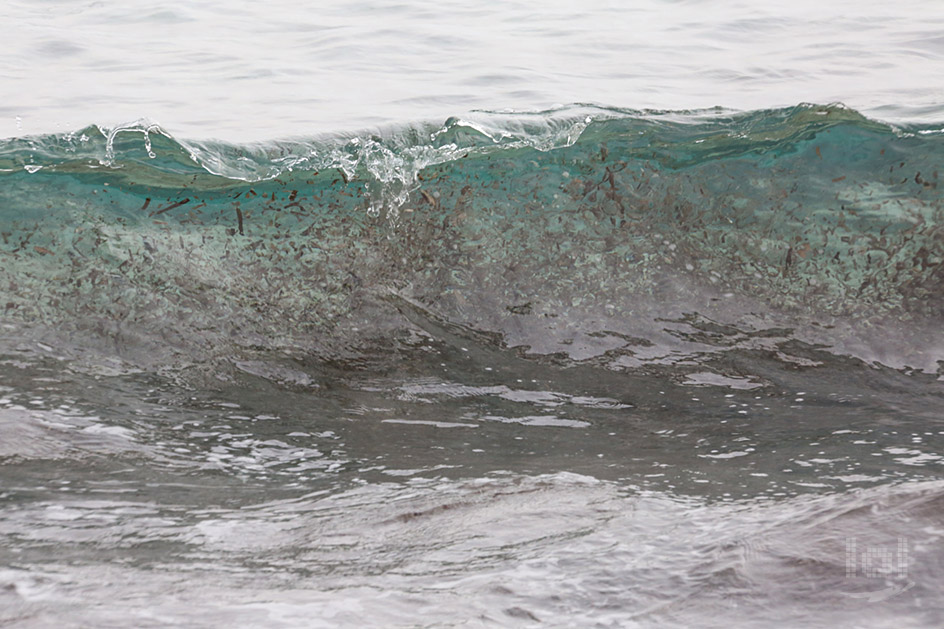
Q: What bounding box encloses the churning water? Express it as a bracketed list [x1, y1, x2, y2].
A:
[1, 1, 944, 627]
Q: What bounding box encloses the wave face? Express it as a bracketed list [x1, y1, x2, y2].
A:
[1, 104, 942, 374]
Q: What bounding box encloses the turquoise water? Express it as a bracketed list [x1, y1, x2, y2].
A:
[2, 2, 944, 627]
[2, 105, 943, 370]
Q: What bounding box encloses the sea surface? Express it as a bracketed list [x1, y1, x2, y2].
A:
[2, 1, 944, 627]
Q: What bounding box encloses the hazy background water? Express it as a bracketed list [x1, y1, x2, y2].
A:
[2, 0, 944, 141]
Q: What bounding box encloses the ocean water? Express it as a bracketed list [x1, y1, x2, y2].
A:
[2, 2, 944, 628]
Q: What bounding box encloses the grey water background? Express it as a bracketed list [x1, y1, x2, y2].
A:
[3, 0, 944, 140]
[2, 1, 944, 628]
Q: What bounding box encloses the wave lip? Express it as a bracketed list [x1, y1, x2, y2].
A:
[1, 103, 914, 185]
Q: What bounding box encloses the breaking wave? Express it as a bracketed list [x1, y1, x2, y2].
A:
[1, 103, 942, 377]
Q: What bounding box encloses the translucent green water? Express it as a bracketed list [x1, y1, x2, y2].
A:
[1, 105, 941, 373]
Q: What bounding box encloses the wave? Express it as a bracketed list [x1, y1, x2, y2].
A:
[0, 104, 942, 376]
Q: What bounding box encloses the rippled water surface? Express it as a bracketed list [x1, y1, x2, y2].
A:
[3, 0, 944, 140]
[2, 1, 944, 627]
[1, 331, 943, 627]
